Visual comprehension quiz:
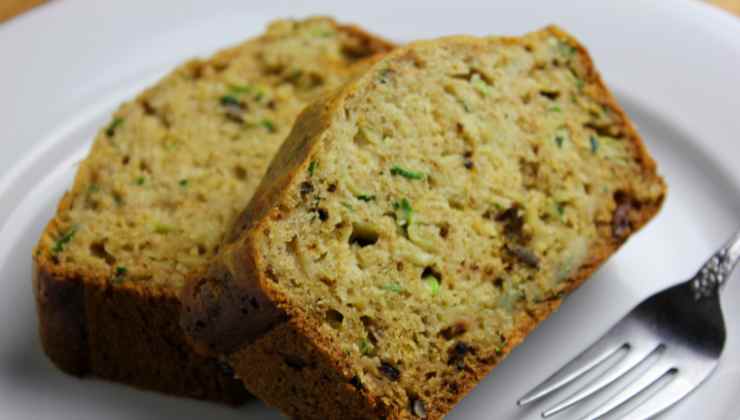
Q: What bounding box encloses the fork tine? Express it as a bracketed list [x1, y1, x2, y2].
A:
[576, 360, 676, 420]
[541, 342, 662, 417]
[517, 333, 625, 406]
[625, 370, 712, 419]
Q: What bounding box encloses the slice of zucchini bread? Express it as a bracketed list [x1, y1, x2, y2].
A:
[182, 26, 666, 417]
[32, 17, 394, 404]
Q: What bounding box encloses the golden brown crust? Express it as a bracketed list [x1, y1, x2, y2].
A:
[34, 18, 395, 404]
[182, 26, 666, 418]
[228, 321, 390, 419]
[34, 262, 251, 403]
[336, 22, 396, 58]
[182, 238, 287, 356]
[34, 262, 89, 376]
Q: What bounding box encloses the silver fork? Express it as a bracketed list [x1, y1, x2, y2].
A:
[517, 229, 740, 419]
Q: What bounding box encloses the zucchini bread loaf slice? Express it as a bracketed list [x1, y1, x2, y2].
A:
[32, 17, 393, 404]
[182, 26, 666, 417]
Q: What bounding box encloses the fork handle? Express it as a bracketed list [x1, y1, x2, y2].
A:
[690, 229, 740, 300]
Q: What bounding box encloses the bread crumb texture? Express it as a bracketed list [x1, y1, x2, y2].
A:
[230, 27, 664, 418]
[34, 17, 391, 290]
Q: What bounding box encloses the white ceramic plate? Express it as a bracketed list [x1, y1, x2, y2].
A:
[1, 1, 739, 419]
